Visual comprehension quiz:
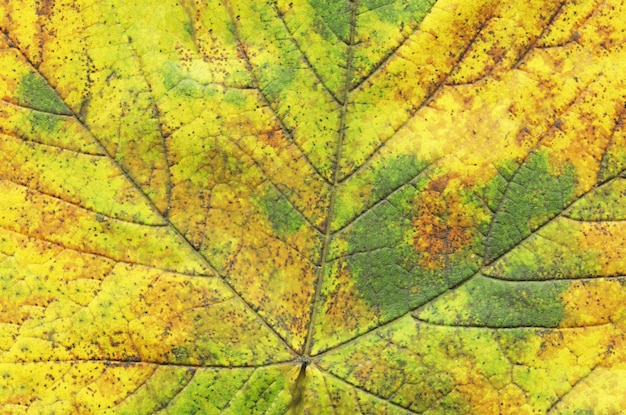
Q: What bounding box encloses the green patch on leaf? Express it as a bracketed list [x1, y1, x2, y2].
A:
[332, 154, 428, 232]
[361, 0, 436, 25]
[163, 369, 254, 414]
[183, 21, 194, 36]
[17, 73, 72, 116]
[342, 189, 428, 314]
[115, 367, 195, 415]
[330, 158, 488, 320]
[481, 159, 520, 213]
[258, 187, 306, 237]
[371, 154, 430, 200]
[160, 61, 184, 92]
[223, 88, 249, 107]
[567, 177, 626, 221]
[485, 219, 601, 281]
[26, 111, 63, 134]
[335, 183, 478, 319]
[260, 67, 297, 103]
[485, 151, 577, 261]
[171, 346, 189, 362]
[224, 368, 289, 414]
[308, 0, 352, 43]
[417, 275, 568, 327]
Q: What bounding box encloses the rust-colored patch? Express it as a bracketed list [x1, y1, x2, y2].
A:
[36, 0, 55, 17]
[413, 174, 475, 270]
[322, 263, 378, 334]
[260, 129, 285, 150]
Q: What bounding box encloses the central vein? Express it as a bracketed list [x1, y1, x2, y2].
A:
[303, 0, 360, 357]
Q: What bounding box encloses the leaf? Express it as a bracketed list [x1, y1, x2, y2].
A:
[1, 0, 625, 413]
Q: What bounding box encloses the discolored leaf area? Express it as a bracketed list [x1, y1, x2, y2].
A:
[1, 0, 626, 413]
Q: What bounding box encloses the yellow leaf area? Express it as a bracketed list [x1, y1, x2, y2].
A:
[1, 0, 626, 413]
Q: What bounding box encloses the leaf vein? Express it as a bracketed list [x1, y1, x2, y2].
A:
[318, 163, 626, 359]
[304, 0, 360, 357]
[317, 366, 417, 415]
[339, 10, 495, 182]
[332, 163, 432, 237]
[1, 29, 297, 356]
[228, 137, 326, 236]
[153, 370, 198, 414]
[272, 2, 343, 106]
[0, 177, 166, 227]
[106, 6, 174, 215]
[225, 2, 333, 186]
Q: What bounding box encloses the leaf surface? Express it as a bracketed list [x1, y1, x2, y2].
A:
[1, 0, 626, 413]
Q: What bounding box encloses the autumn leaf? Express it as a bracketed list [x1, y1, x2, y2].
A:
[1, 0, 626, 413]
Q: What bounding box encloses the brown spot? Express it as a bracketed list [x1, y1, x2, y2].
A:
[260, 129, 285, 149]
[37, 0, 56, 16]
[429, 175, 449, 193]
[487, 46, 507, 64]
[515, 126, 532, 147]
[413, 175, 475, 270]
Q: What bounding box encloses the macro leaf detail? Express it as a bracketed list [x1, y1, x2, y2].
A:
[1, 0, 626, 413]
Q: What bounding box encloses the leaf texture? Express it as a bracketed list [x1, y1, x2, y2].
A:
[1, 0, 626, 413]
